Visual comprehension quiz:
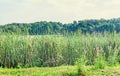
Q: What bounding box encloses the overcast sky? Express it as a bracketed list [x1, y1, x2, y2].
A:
[0, 0, 120, 25]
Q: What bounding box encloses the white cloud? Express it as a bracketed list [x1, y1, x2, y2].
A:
[0, 0, 120, 24]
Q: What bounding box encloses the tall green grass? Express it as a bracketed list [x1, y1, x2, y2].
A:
[0, 33, 120, 68]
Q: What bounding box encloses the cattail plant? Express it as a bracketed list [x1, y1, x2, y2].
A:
[0, 32, 119, 68]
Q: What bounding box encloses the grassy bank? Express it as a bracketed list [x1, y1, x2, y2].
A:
[0, 65, 120, 76]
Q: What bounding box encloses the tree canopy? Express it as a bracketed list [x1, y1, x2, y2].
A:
[1, 18, 120, 35]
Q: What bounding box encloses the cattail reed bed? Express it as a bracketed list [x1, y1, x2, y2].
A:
[0, 33, 120, 68]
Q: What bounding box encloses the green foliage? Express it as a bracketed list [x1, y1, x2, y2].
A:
[75, 55, 87, 76]
[1, 18, 120, 35]
[0, 33, 120, 68]
[94, 54, 106, 69]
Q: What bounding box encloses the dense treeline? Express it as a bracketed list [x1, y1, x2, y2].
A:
[1, 18, 120, 35]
